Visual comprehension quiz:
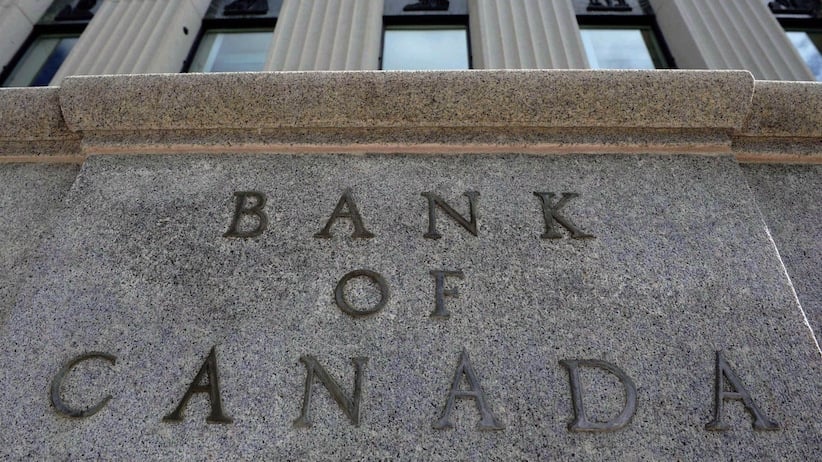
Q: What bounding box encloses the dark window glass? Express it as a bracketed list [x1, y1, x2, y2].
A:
[2, 35, 79, 87]
[1, 0, 98, 86]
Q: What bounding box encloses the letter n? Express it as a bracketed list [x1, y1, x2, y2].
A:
[293, 356, 368, 427]
[705, 351, 780, 431]
[421, 191, 480, 239]
[163, 346, 233, 424]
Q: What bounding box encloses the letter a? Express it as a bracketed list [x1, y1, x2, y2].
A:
[163, 346, 233, 424]
[314, 189, 374, 238]
[705, 351, 779, 431]
[433, 349, 504, 430]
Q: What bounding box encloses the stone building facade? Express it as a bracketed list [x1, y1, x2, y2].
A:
[0, 0, 820, 459]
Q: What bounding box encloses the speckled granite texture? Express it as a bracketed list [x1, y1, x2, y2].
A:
[0, 163, 79, 324]
[3, 71, 822, 162]
[742, 81, 822, 138]
[0, 153, 819, 460]
[58, 71, 753, 131]
[0, 87, 81, 157]
[742, 164, 822, 339]
[734, 81, 822, 161]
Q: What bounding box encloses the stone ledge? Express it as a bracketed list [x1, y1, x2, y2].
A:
[732, 81, 822, 163]
[57, 70, 754, 132]
[6, 70, 822, 162]
[0, 87, 78, 141]
[0, 87, 81, 158]
[742, 81, 822, 138]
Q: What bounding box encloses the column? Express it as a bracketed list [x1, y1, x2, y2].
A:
[469, 0, 588, 69]
[649, 0, 814, 81]
[51, 0, 211, 84]
[264, 0, 383, 71]
[0, 0, 52, 75]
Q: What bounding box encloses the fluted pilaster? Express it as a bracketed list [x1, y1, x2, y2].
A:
[51, 0, 211, 83]
[469, 0, 588, 69]
[265, 0, 382, 71]
[649, 0, 814, 80]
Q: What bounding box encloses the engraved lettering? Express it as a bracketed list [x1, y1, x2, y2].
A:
[421, 191, 479, 239]
[429, 270, 464, 318]
[334, 269, 389, 317]
[314, 189, 375, 239]
[294, 356, 368, 427]
[163, 346, 233, 424]
[433, 349, 504, 430]
[223, 191, 268, 238]
[533, 192, 594, 239]
[559, 359, 637, 432]
[50, 352, 116, 418]
[705, 351, 780, 431]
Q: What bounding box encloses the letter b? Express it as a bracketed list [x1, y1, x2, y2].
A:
[224, 191, 268, 238]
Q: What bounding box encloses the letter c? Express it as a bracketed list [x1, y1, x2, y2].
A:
[50, 352, 116, 418]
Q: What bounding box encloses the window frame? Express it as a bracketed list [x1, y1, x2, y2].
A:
[576, 12, 676, 70]
[1, 0, 98, 87]
[381, 9, 472, 70]
[182, 0, 281, 73]
[1, 23, 86, 86]
[769, 4, 822, 80]
[183, 17, 277, 73]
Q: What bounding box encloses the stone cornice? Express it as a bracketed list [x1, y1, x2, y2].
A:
[0, 70, 819, 163]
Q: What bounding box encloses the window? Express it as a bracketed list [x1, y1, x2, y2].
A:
[381, 0, 471, 70]
[574, 0, 674, 69]
[767, 0, 822, 80]
[189, 29, 273, 72]
[3, 35, 79, 87]
[785, 30, 822, 79]
[1, 0, 99, 87]
[580, 27, 666, 69]
[184, 0, 281, 73]
[382, 26, 469, 70]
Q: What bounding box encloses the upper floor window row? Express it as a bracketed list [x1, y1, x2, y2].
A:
[10, 0, 822, 84]
[0, 0, 677, 84]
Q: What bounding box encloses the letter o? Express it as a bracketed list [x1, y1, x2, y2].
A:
[334, 269, 389, 317]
